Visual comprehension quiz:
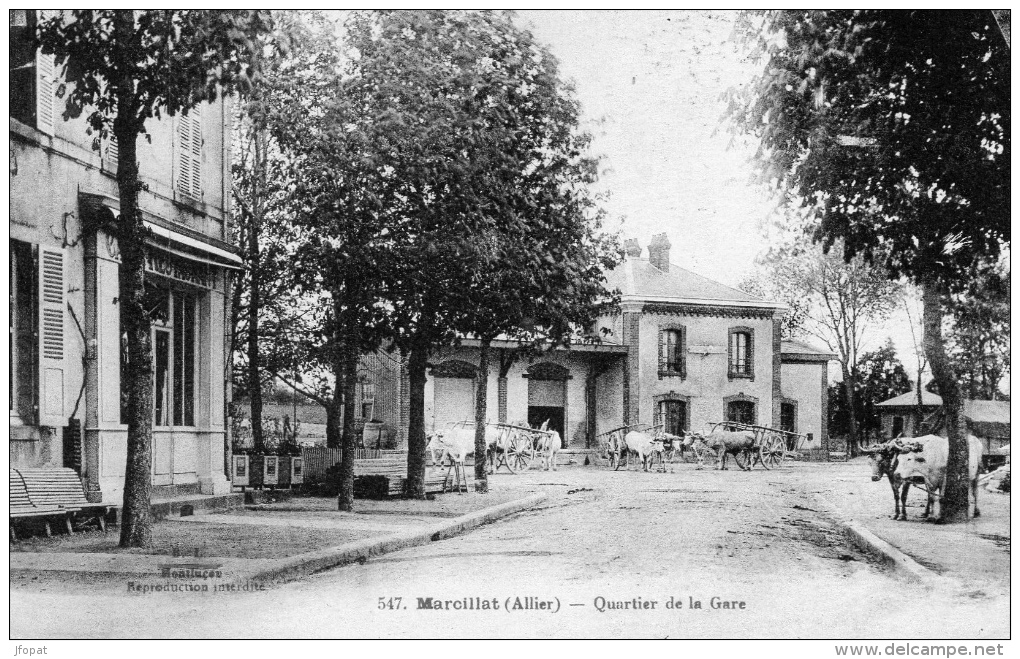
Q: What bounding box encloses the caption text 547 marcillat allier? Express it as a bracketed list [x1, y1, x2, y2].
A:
[378, 595, 747, 613]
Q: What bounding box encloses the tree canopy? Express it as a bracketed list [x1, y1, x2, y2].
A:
[726, 10, 1009, 290]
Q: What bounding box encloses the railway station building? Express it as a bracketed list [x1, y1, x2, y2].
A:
[373, 234, 833, 456]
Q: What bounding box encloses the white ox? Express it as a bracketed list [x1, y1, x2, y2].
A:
[893, 434, 982, 519]
[621, 430, 662, 472]
[426, 426, 504, 492]
[530, 430, 562, 471]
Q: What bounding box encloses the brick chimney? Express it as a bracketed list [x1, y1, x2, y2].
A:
[648, 233, 671, 272]
[623, 238, 642, 259]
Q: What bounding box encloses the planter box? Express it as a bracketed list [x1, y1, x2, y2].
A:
[263, 455, 279, 486]
[248, 456, 265, 489]
[278, 456, 292, 488]
[231, 454, 250, 487]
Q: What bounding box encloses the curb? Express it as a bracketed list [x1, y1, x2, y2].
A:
[241, 492, 547, 587]
[812, 494, 947, 590]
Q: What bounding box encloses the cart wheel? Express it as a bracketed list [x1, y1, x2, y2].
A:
[761, 436, 784, 469]
[501, 452, 515, 475]
[734, 449, 753, 471]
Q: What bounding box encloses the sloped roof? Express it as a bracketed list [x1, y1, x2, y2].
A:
[604, 258, 782, 307]
[877, 390, 943, 407]
[781, 340, 835, 358]
[877, 393, 1011, 425]
[963, 399, 1010, 425]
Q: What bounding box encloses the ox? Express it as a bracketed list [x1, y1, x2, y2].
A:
[649, 432, 685, 473]
[861, 438, 938, 521]
[531, 429, 562, 471]
[692, 430, 755, 471]
[427, 425, 503, 492]
[620, 430, 663, 472]
[893, 434, 982, 520]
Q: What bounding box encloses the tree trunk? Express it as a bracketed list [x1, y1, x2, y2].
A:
[114, 11, 153, 549]
[337, 332, 359, 512]
[922, 277, 970, 523]
[474, 339, 491, 493]
[914, 374, 925, 435]
[405, 345, 429, 499]
[247, 132, 265, 453]
[325, 377, 342, 450]
[841, 363, 861, 456]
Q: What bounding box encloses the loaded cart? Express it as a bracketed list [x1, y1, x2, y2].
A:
[703, 421, 809, 470]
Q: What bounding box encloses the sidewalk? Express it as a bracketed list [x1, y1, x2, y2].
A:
[10, 481, 547, 591]
[797, 459, 1010, 595]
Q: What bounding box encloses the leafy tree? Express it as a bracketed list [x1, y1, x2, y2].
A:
[264, 11, 402, 511]
[231, 12, 338, 453]
[757, 238, 900, 455]
[944, 262, 1010, 400]
[37, 10, 272, 546]
[829, 340, 911, 441]
[727, 10, 1008, 521]
[737, 273, 807, 340]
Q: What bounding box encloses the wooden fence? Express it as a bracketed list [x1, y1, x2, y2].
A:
[301, 447, 383, 481]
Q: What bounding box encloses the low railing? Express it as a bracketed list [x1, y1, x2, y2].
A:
[301, 447, 383, 481]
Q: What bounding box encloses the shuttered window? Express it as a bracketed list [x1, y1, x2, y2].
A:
[38, 246, 66, 426]
[10, 10, 56, 134]
[102, 133, 119, 172]
[176, 106, 203, 201]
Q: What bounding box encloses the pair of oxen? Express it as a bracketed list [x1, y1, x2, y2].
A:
[607, 429, 754, 472]
[863, 434, 983, 521]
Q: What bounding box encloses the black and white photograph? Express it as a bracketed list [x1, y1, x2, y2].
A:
[8, 9, 1011, 649]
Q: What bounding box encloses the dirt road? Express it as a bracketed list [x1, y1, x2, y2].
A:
[9, 463, 1009, 638]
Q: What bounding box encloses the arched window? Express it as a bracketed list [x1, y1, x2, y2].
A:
[654, 393, 691, 435]
[724, 393, 758, 425]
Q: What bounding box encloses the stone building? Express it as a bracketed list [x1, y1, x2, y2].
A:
[375, 234, 833, 455]
[10, 10, 238, 502]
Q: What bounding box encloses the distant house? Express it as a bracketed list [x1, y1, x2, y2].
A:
[875, 390, 942, 439]
[876, 391, 1011, 464]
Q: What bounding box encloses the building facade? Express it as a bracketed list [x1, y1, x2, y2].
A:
[370, 234, 833, 454]
[10, 10, 238, 503]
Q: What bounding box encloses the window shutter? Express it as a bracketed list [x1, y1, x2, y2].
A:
[35, 47, 55, 136]
[102, 133, 119, 172]
[679, 326, 687, 379]
[176, 106, 203, 200]
[657, 330, 666, 379]
[38, 246, 65, 427]
[747, 331, 754, 380]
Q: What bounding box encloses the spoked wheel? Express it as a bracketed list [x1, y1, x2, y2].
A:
[734, 449, 753, 471]
[508, 440, 531, 471]
[760, 435, 785, 469]
[498, 449, 515, 474]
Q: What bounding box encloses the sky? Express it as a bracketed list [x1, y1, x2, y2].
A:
[515, 10, 934, 384]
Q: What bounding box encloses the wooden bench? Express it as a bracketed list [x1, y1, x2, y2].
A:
[10, 470, 72, 538]
[10, 468, 113, 538]
[351, 456, 467, 498]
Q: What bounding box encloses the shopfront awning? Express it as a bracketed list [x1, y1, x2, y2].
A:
[79, 191, 242, 270]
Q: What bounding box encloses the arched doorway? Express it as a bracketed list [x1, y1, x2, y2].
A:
[525, 362, 569, 442]
[431, 360, 476, 429]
